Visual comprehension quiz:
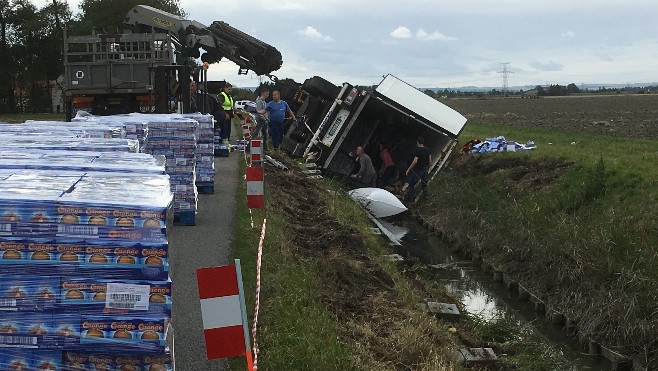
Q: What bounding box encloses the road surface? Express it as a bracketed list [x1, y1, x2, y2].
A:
[171, 153, 239, 370]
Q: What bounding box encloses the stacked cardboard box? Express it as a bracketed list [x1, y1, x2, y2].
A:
[143, 118, 199, 216]
[0, 134, 175, 369]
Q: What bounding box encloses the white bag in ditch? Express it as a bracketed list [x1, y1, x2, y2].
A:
[348, 188, 408, 218]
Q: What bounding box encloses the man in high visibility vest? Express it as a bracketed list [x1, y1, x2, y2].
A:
[216, 82, 234, 144]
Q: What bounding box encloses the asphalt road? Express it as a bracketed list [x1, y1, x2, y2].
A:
[170, 154, 239, 370]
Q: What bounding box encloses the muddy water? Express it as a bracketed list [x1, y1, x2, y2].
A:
[383, 216, 611, 370]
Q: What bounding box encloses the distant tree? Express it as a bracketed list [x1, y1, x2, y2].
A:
[566, 83, 580, 94]
[73, 0, 185, 35]
[423, 89, 435, 97]
[231, 87, 255, 101]
[535, 85, 546, 96]
[0, 0, 15, 112]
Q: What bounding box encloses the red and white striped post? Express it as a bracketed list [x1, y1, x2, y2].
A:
[246, 166, 264, 209]
[250, 139, 262, 166]
[196, 262, 253, 369]
[242, 124, 251, 140]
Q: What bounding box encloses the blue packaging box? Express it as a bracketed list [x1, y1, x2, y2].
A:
[0, 275, 59, 311]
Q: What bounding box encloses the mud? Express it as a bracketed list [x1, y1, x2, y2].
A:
[442, 94, 658, 138]
[451, 155, 574, 194]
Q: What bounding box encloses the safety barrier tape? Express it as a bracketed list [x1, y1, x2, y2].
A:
[251, 218, 267, 370]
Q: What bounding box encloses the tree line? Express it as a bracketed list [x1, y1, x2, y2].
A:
[0, 0, 183, 114]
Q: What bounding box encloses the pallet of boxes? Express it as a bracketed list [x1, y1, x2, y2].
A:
[0, 129, 175, 369]
[141, 115, 199, 226]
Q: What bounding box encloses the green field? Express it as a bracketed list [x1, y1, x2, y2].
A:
[420, 121, 658, 367]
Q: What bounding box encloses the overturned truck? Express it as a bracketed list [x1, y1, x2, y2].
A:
[283, 75, 467, 184]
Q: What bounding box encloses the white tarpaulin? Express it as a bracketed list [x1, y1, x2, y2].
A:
[348, 187, 408, 218]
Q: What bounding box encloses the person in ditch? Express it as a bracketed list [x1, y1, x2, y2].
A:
[378, 142, 396, 187]
[405, 136, 431, 201]
[259, 90, 295, 151]
[254, 87, 270, 150]
[352, 146, 377, 187]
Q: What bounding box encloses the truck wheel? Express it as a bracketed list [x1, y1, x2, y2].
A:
[302, 76, 340, 100]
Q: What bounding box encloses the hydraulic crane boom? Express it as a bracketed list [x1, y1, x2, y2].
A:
[123, 5, 283, 76]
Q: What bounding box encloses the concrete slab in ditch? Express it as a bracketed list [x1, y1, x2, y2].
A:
[457, 347, 499, 365]
[384, 253, 404, 262]
[427, 302, 461, 321]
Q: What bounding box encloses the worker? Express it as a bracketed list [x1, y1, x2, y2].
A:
[190, 80, 218, 115]
[254, 87, 270, 150]
[405, 136, 431, 202]
[378, 142, 395, 187]
[217, 82, 234, 144]
[258, 90, 295, 151]
[352, 146, 377, 187]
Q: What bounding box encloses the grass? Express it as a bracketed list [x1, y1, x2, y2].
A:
[230, 158, 355, 370]
[231, 156, 461, 370]
[0, 113, 65, 122]
[422, 121, 658, 366]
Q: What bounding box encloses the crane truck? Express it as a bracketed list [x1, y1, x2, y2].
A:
[63, 5, 282, 121]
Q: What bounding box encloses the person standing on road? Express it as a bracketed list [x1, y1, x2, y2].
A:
[378, 142, 395, 187]
[259, 90, 295, 151]
[405, 136, 431, 202]
[190, 80, 219, 115]
[254, 87, 270, 150]
[217, 82, 234, 144]
[352, 146, 377, 187]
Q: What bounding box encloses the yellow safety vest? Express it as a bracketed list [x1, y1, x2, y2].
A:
[221, 91, 234, 111]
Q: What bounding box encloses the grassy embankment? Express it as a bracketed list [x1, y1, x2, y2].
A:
[231, 164, 353, 369]
[230, 155, 461, 370]
[419, 122, 658, 367]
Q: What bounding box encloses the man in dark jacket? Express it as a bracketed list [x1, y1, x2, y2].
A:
[405, 136, 431, 201]
[190, 81, 219, 115]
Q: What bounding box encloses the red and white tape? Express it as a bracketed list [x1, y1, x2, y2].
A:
[242, 124, 251, 139]
[252, 218, 267, 370]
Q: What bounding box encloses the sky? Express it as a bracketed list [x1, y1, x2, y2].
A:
[38, 0, 658, 89]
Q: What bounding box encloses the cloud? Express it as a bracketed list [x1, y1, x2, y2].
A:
[296, 26, 332, 41]
[560, 30, 576, 37]
[390, 26, 413, 39]
[416, 29, 458, 41]
[529, 60, 564, 71]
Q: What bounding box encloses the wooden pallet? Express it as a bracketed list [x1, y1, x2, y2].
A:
[174, 211, 196, 226]
[196, 183, 215, 194]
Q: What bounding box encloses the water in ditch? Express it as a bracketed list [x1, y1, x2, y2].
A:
[380, 216, 611, 370]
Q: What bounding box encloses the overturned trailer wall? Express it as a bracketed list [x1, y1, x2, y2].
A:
[298, 75, 466, 182]
[322, 95, 456, 178]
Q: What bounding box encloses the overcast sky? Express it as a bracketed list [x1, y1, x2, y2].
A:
[42, 0, 658, 88]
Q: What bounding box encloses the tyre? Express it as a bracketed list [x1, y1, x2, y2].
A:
[302, 76, 340, 100]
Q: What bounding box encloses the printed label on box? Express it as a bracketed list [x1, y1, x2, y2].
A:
[105, 283, 150, 311]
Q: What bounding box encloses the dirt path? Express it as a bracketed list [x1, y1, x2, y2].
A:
[170, 154, 239, 370]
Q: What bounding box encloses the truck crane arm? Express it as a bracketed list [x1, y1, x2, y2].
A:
[123, 5, 282, 76]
